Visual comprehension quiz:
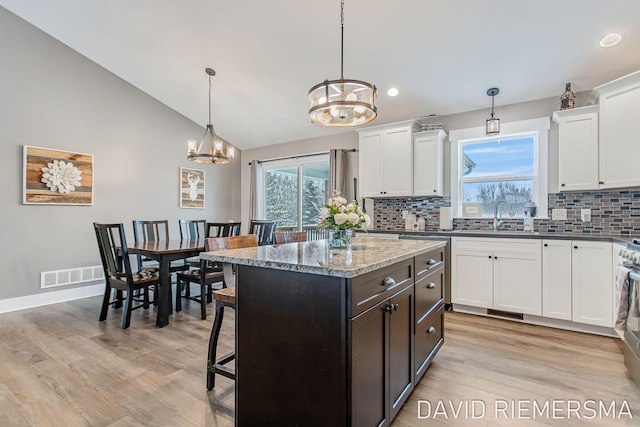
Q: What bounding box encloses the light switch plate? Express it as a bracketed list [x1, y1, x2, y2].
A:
[581, 208, 591, 222]
[552, 208, 567, 220]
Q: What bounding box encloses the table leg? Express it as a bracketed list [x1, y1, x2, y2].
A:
[156, 258, 171, 327]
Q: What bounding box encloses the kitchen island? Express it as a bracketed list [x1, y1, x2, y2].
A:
[201, 237, 446, 427]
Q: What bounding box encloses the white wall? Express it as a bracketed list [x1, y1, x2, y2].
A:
[0, 8, 241, 302]
[240, 132, 358, 232]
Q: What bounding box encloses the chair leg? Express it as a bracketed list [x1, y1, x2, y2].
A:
[122, 289, 134, 329]
[175, 278, 183, 313]
[200, 284, 207, 320]
[114, 290, 124, 308]
[207, 301, 225, 390]
[99, 284, 112, 321]
[143, 286, 150, 309]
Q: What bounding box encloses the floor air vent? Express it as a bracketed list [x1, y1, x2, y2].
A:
[487, 309, 524, 320]
[40, 266, 104, 289]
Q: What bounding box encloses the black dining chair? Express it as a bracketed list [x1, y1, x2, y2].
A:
[175, 237, 225, 320]
[205, 221, 242, 238]
[249, 219, 277, 246]
[273, 231, 307, 244]
[178, 219, 206, 240]
[94, 223, 161, 329]
[132, 219, 188, 273]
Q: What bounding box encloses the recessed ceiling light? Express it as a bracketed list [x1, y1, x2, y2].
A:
[387, 88, 399, 97]
[600, 33, 622, 48]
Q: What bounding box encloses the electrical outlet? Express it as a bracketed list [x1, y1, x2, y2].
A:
[402, 210, 408, 219]
[581, 208, 591, 222]
[552, 208, 567, 220]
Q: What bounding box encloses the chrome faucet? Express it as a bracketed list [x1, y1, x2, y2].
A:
[493, 200, 515, 231]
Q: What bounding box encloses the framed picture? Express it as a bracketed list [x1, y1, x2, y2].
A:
[23, 145, 94, 205]
[180, 167, 205, 209]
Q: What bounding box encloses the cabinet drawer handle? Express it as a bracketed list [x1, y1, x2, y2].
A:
[561, 183, 566, 187]
[599, 181, 604, 185]
[427, 326, 436, 334]
[574, 245, 578, 249]
[543, 243, 548, 247]
[426, 282, 436, 289]
[384, 303, 399, 313]
[382, 277, 396, 287]
[427, 259, 437, 266]
[488, 255, 492, 259]
[494, 256, 498, 260]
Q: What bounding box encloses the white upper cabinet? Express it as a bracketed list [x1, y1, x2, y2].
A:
[593, 70, 640, 189]
[358, 121, 418, 197]
[553, 106, 599, 191]
[413, 130, 446, 197]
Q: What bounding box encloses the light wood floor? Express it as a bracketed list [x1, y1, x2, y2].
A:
[0, 297, 638, 426]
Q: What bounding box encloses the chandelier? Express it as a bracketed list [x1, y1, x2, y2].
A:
[187, 68, 235, 164]
[308, 0, 377, 127]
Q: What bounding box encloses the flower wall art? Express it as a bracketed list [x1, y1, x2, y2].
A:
[180, 167, 205, 209]
[23, 146, 94, 205]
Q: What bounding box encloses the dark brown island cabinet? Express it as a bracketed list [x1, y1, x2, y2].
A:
[202, 238, 446, 427]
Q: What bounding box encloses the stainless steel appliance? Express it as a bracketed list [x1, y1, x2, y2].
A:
[399, 234, 451, 308]
[619, 239, 640, 387]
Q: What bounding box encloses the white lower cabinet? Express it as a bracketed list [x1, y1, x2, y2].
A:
[452, 238, 541, 315]
[571, 241, 613, 327]
[454, 237, 615, 329]
[542, 240, 572, 320]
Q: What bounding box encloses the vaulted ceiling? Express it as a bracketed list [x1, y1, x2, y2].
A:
[2, 0, 639, 149]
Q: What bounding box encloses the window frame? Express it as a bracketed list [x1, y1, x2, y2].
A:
[260, 154, 329, 231]
[450, 117, 549, 219]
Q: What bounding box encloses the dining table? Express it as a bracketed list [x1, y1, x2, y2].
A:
[128, 239, 205, 327]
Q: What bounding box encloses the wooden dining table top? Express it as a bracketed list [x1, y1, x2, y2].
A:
[127, 239, 205, 255]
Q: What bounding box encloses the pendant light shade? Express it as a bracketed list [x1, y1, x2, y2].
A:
[308, 0, 377, 127]
[188, 68, 235, 164]
[485, 87, 500, 135]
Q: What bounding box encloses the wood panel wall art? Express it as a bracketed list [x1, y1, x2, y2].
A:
[180, 167, 205, 209]
[23, 146, 94, 205]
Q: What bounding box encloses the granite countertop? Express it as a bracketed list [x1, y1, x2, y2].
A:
[200, 237, 445, 278]
[362, 229, 636, 244]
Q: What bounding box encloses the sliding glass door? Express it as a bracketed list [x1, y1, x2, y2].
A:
[262, 155, 329, 231]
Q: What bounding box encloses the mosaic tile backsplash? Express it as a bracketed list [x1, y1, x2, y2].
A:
[373, 190, 640, 236]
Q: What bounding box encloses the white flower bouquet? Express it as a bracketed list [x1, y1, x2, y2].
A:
[318, 190, 371, 231]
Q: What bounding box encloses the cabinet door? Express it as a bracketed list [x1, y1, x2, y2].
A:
[557, 109, 599, 191]
[351, 303, 387, 427]
[451, 249, 493, 308]
[492, 249, 542, 315]
[413, 131, 444, 196]
[541, 239, 572, 320]
[382, 128, 413, 196]
[359, 132, 384, 197]
[599, 79, 640, 189]
[571, 241, 613, 327]
[388, 285, 414, 420]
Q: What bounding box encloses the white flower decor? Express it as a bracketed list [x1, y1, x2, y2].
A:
[318, 190, 370, 230]
[41, 160, 82, 194]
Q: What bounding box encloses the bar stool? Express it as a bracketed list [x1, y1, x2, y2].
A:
[206, 234, 258, 390]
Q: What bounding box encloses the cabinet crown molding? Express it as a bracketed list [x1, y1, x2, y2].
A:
[356, 119, 419, 135]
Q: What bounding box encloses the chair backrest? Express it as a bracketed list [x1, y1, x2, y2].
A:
[205, 234, 259, 251]
[94, 223, 133, 281]
[206, 221, 242, 238]
[178, 219, 206, 240]
[274, 231, 307, 244]
[305, 228, 329, 241]
[132, 219, 170, 243]
[248, 219, 278, 246]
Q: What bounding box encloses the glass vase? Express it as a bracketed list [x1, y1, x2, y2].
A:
[329, 228, 353, 249]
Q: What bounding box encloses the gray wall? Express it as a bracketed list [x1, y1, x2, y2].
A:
[0, 8, 241, 301]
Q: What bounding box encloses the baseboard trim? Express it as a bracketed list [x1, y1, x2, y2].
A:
[0, 281, 104, 314]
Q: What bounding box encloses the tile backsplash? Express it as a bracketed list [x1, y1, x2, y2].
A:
[373, 190, 640, 236]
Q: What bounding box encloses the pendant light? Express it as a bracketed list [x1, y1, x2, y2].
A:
[187, 68, 235, 164]
[308, 0, 377, 127]
[485, 87, 500, 135]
